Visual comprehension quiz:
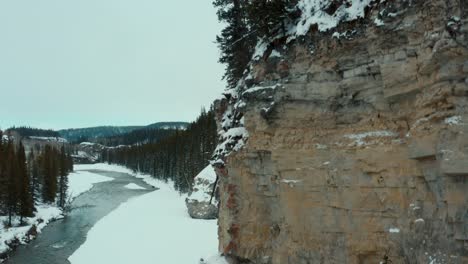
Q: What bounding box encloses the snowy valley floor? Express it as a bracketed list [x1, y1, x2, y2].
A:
[68, 163, 224, 264]
[1, 163, 226, 263]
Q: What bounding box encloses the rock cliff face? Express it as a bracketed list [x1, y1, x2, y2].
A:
[214, 1, 468, 263]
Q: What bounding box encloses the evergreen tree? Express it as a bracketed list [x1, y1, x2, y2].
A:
[5, 140, 18, 226]
[29, 150, 40, 201]
[58, 145, 69, 208]
[246, 0, 296, 39]
[66, 150, 74, 173]
[214, 0, 255, 88]
[104, 108, 217, 192]
[214, 0, 300, 87]
[0, 131, 6, 215]
[6, 126, 60, 138]
[42, 145, 57, 203]
[0, 135, 74, 224]
[17, 141, 34, 223]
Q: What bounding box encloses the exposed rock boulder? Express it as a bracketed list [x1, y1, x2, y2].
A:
[72, 142, 107, 164]
[186, 165, 219, 219]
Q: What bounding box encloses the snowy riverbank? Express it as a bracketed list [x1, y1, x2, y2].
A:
[0, 169, 113, 261]
[68, 163, 227, 264]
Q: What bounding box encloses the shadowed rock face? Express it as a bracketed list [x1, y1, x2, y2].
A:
[215, 1, 468, 263]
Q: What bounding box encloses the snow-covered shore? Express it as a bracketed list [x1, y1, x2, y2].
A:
[68, 163, 227, 264]
[0, 168, 113, 260]
[0, 205, 62, 258]
[68, 169, 113, 199]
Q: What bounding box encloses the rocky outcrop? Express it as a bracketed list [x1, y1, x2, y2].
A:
[215, 1, 468, 263]
[186, 165, 219, 219]
[73, 142, 107, 164]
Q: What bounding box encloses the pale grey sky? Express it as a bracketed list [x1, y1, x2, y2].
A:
[0, 0, 225, 130]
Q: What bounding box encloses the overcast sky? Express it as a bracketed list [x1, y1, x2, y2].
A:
[0, 0, 225, 130]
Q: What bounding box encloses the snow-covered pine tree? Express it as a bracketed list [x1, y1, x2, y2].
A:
[17, 141, 35, 224]
[28, 150, 41, 201]
[5, 140, 18, 226]
[41, 145, 58, 203]
[58, 145, 69, 209]
[213, 0, 254, 88]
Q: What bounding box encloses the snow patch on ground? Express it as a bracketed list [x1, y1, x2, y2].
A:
[79, 142, 96, 146]
[76, 163, 161, 189]
[0, 205, 63, 258]
[75, 163, 133, 174]
[68, 171, 114, 199]
[68, 163, 220, 264]
[389, 227, 400, 233]
[28, 136, 68, 143]
[123, 183, 146, 190]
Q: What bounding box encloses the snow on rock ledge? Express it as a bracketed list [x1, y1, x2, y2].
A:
[291, 0, 374, 38]
[186, 165, 218, 219]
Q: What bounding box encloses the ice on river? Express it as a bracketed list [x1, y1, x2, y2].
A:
[123, 183, 146, 190]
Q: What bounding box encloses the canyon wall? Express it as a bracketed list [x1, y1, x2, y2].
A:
[214, 1, 468, 263]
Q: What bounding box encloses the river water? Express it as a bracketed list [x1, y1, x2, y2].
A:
[5, 170, 155, 264]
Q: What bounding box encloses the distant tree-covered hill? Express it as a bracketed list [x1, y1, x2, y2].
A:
[59, 126, 141, 143]
[7, 126, 60, 138]
[94, 127, 179, 146]
[146, 122, 188, 130]
[103, 110, 216, 192]
[59, 122, 188, 143]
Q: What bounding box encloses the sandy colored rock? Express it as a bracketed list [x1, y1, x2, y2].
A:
[215, 1, 468, 263]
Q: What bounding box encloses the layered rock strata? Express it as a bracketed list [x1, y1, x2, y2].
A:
[215, 1, 468, 263]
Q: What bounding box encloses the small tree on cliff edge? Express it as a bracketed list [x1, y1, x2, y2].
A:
[246, 0, 298, 39]
[213, 0, 254, 88]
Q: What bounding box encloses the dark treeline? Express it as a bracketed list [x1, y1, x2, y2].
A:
[0, 131, 73, 226]
[214, 0, 300, 87]
[6, 126, 61, 138]
[94, 128, 178, 147]
[102, 108, 217, 192]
